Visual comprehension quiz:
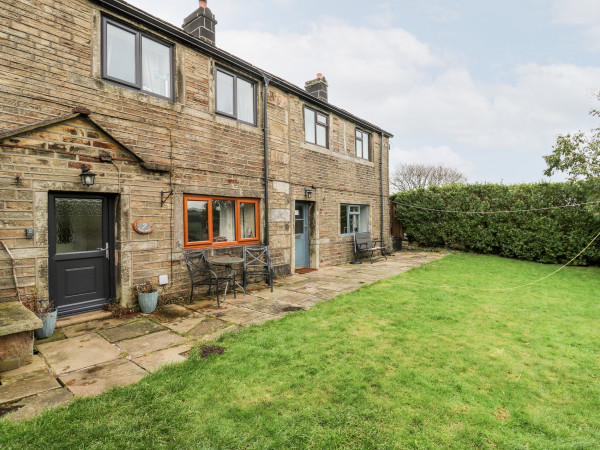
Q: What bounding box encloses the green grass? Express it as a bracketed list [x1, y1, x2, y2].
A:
[2, 253, 600, 448]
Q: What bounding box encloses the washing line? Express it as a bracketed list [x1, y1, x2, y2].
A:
[397, 229, 600, 292]
[390, 199, 600, 214]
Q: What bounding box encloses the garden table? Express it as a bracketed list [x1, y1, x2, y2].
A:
[211, 256, 245, 299]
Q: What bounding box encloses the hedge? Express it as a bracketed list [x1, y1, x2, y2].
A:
[391, 181, 600, 265]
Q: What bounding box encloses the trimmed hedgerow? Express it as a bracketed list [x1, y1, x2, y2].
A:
[391, 181, 600, 265]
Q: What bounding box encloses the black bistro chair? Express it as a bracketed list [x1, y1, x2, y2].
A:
[242, 245, 274, 293]
[184, 250, 228, 306]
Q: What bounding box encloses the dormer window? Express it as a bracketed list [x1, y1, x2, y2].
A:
[101, 17, 173, 101]
[304, 106, 328, 148]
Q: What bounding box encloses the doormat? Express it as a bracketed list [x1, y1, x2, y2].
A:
[295, 267, 317, 274]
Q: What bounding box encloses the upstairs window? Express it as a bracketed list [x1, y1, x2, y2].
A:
[216, 67, 256, 125]
[340, 204, 369, 235]
[355, 129, 370, 160]
[304, 106, 328, 148]
[102, 17, 173, 100]
[184, 195, 260, 248]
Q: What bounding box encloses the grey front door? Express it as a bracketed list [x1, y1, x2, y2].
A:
[49, 193, 114, 318]
[294, 202, 310, 268]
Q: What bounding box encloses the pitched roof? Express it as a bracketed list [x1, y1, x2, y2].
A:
[91, 0, 394, 139]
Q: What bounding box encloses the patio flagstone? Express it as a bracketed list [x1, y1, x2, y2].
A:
[37, 334, 122, 375]
[116, 330, 186, 358]
[62, 317, 130, 338]
[133, 345, 191, 373]
[59, 359, 147, 397]
[188, 318, 229, 338]
[0, 370, 61, 404]
[4, 388, 73, 423]
[99, 319, 164, 343]
[239, 298, 305, 315]
[214, 307, 274, 325]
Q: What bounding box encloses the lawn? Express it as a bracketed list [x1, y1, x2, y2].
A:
[2, 253, 600, 448]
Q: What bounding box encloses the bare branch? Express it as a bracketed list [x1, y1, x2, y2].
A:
[390, 163, 467, 192]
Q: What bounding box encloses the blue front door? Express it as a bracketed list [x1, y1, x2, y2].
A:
[294, 202, 309, 268]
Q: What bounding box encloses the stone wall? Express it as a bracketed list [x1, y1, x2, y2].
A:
[0, 0, 390, 306]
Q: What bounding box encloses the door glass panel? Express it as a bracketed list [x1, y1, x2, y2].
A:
[55, 198, 103, 253]
[295, 206, 304, 235]
[240, 202, 256, 239]
[187, 200, 209, 242]
[212, 200, 236, 242]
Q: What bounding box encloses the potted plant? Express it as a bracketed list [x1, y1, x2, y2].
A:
[31, 299, 57, 340]
[136, 281, 158, 314]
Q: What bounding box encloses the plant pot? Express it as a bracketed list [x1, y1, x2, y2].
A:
[138, 290, 158, 314]
[35, 307, 57, 340]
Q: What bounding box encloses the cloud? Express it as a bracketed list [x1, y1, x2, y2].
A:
[389, 146, 475, 177]
[544, 0, 600, 48]
[219, 19, 599, 156]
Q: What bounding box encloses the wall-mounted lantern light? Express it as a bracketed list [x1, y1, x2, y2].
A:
[304, 187, 312, 199]
[80, 165, 96, 186]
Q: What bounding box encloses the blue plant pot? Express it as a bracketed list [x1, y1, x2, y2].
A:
[35, 308, 57, 340]
[138, 291, 158, 314]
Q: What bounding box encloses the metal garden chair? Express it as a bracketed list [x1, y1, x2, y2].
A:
[242, 245, 274, 293]
[184, 250, 228, 306]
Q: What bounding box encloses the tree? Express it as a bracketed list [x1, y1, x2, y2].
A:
[544, 106, 600, 180]
[390, 163, 467, 192]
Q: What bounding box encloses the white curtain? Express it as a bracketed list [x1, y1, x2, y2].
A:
[142, 37, 170, 97]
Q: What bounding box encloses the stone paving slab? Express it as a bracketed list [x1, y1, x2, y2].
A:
[116, 330, 187, 358]
[186, 301, 236, 316]
[60, 359, 147, 397]
[62, 317, 130, 338]
[214, 307, 273, 325]
[133, 345, 191, 373]
[196, 325, 241, 342]
[188, 318, 229, 338]
[4, 388, 73, 423]
[56, 310, 113, 329]
[99, 319, 165, 343]
[253, 289, 312, 303]
[151, 304, 195, 322]
[0, 355, 48, 384]
[38, 334, 122, 375]
[239, 298, 305, 315]
[0, 370, 61, 404]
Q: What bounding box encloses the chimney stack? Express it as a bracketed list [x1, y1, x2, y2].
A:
[183, 0, 217, 46]
[305, 73, 328, 102]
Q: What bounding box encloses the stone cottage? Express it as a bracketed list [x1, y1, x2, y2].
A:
[0, 0, 392, 318]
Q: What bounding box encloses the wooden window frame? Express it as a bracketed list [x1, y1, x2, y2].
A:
[215, 66, 257, 126]
[101, 16, 174, 101]
[355, 129, 371, 160]
[184, 195, 260, 248]
[304, 106, 329, 148]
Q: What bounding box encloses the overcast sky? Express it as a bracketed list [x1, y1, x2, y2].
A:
[127, 0, 600, 184]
